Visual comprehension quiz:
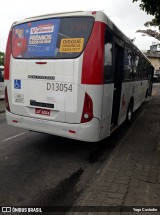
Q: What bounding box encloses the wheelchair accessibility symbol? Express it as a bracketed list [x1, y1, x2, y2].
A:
[14, 80, 21, 89]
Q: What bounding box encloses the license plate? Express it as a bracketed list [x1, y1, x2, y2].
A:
[35, 108, 50, 116]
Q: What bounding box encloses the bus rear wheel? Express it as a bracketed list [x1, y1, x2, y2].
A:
[126, 101, 133, 124]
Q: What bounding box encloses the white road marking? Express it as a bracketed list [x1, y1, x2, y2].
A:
[2, 131, 28, 142]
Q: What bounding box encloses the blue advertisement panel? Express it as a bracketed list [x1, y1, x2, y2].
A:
[12, 19, 60, 58]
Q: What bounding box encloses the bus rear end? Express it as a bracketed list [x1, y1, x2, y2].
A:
[5, 11, 106, 142]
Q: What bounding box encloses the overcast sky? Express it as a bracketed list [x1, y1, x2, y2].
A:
[0, 0, 159, 52]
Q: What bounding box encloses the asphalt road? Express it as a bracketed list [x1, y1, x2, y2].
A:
[0, 87, 152, 212]
[0, 113, 115, 208]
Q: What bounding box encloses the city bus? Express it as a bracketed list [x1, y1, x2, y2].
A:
[4, 11, 154, 142]
[0, 65, 4, 99]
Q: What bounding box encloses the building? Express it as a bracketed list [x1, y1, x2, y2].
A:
[144, 43, 160, 75]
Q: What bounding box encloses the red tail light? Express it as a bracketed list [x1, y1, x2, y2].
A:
[92, 11, 97, 15]
[81, 93, 93, 123]
[5, 87, 10, 112]
[4, 30, 12, 80]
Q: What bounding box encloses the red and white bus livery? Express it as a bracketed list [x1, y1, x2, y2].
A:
[4, 11, 153, 142]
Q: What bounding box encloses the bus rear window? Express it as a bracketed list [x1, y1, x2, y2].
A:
[12, 17, 94, 59]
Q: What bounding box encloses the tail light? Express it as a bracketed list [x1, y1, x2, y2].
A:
[5, 87, 10, 112]
[92, 11, 97, 15]
[81, 93, 93, 123]
[4, 30, 12, 80]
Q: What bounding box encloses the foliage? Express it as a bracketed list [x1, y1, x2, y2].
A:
[136, 20, 160, 41]
[133, 0, 160, 27]
[144, 18, 159, 27]
[0, 51, 4, 66]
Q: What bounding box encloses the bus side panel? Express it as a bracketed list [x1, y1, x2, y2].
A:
[118, 80, 149, 125]
[118, 82, 133, 125]
[100, 83, 114, 140]
[140, 80, 148, 103]
[132, 80, 148, 111]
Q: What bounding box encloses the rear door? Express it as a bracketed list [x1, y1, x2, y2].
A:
[10, 16, 94, 123]
[111, 38, 124, 126]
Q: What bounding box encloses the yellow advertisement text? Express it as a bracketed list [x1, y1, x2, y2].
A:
[59, 38, 84, 53]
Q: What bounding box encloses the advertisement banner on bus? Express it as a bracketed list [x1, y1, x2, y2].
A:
[12, 19, 60, 58]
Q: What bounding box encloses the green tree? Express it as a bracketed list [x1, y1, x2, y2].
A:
[133, 0, 160, 26]
[0, 51, 4, 66]
[136, 19, 160, 41]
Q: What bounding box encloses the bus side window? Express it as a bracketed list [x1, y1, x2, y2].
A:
[104, 28, 113, 83]
[135, 56, 143, 80]
[123, 47, 133, 80]
[132, 53, 139, 79]
[141, 60, 147, 79]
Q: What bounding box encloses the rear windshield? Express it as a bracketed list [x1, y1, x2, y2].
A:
[12, 16, 94, 59]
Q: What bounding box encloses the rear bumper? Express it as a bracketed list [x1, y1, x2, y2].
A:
[6, 111, 101, 142]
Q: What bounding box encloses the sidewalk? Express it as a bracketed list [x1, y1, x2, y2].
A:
[70, 86, 160, 214]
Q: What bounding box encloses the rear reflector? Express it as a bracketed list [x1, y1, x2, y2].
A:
[13, 120, 18, 123]
[81, 92, 93, 123]
[5, 87, 10, 112]
[36, 62, 47, 64]
[69, 130, 76, 134]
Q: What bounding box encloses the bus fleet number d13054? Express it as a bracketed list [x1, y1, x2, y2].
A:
[47, 82, 73, 92]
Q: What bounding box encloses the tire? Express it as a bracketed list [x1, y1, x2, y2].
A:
[126, 101, 133, 124]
